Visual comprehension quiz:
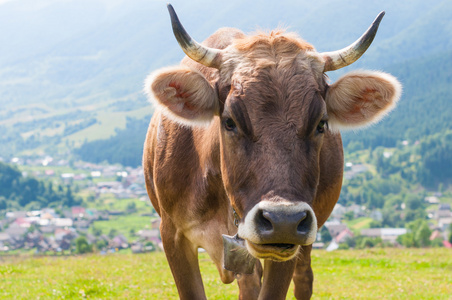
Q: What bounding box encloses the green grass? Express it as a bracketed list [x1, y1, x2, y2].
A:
[344, 217, 374, 234]
[0, 248, 450, 299]
[86, 197, 156, 239]
[90, 197, 153, 213]
[63, 106, 152, 146]
[90, 215, 154, 240]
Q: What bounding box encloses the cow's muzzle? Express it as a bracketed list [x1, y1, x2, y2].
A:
[237, 200, 317, 261]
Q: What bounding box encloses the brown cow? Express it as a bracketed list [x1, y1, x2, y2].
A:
[143, 4, 401, 299]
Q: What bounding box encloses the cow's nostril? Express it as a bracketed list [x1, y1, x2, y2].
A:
[257, 210, 273, 232]
[297, 211, 311, 234]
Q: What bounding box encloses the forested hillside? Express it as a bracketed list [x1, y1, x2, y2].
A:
[74, 116, 151, 167]
[0, 162, 81, 211]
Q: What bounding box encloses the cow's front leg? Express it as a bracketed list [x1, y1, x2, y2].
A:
[237, 259, 263, 300]
[160, 219, 206, 300]
[293, 245, 313, 299]
[258, 258, 297, 300]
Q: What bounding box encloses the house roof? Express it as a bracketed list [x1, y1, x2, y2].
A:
[139, 229, 160, 238]
[71, 206, 86, 215]
[361, 228, 381, 237]
[53, 218, 73, 227]
[335, 229, 354, 243]
[13, 218, 32, 227]
[361, 228, 407, 238]
[429, 230, 441, 241]
[41, 213, 54, 219]
[6, 211, 27, 219]
[325, 224, 348, 238]
[0, 233, 11, 242]
[439, 204, 451, 211]
[5, 226, 27, 237]
[381, 228, 407, 236]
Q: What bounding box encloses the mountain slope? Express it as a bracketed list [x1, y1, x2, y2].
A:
[0, 0, 450, 159]
[1, 0, 450, 108]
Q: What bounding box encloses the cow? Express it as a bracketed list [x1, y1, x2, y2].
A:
[143, 4, 401, 300]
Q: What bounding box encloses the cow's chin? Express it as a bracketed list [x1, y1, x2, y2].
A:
[245, 240, 300, 262]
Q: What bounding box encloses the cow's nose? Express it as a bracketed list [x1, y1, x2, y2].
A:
[253, 206, 316, 245]
[260, 210, 308, 233]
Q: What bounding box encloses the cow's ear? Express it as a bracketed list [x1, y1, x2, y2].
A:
[325, 70, 402, 130]
[145, 66, 219, 126]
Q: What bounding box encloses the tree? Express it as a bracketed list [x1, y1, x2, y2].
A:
[87, 194, 95, 202]
[75, 236, 93, 254]
[92, 226, 102, 237]
[356, 237, 383, 249]
[398, 219, 432, 248]
[344, 211, 354, 221]
[405, 194, 423, 210]
[108, 229, 118, 239]
[397, 232, 416, 247]
[127, 201, 137, 212]
[95, 239, 108, 251]
[414, 222, 431, 247]
[320, 226, 332, 243]
[0, 196, 6, 210]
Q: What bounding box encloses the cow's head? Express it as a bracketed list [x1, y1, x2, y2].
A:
[146, 5, 401, 261]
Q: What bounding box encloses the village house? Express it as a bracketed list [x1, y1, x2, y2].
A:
[324, 223, 348, 240]
[433, 204, 452, 231]
[151, 218, 161, 230]
[0, 232, 11, 251]
[110, 234, 128, 250]
[71, 206, 86, 219]
[135, 225, 162, 251]
[334, 228, 354, 244]
[361, 228, 407, 244]
[424, 196, 440, 205]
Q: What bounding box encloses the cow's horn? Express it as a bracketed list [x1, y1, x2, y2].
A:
[321, 11, 385, 72]
[167, 4, 223, 69]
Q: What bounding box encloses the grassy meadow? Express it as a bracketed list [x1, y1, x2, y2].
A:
[1, 248, 451, 299]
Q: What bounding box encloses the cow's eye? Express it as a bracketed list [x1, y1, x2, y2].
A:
[317, 120, 328, 133]
[224, 118, 236, 131]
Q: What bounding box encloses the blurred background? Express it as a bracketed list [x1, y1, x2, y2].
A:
[0, 0, 451, 265]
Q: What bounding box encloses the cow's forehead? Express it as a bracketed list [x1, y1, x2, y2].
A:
[218, 30, 326, 89]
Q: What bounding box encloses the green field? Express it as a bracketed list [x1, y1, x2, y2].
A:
[1, 248, 451, 299]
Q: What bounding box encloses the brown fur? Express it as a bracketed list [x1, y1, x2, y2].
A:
[234, 30, 315, 56]
[143, 27, 400, 300]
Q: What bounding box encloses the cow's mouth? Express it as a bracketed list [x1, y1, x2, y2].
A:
[245, 240, 299, 261]
[264, 243, 296, 249]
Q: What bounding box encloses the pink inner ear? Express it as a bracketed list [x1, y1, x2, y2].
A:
[169, 82, 193, 100]
[165, 81, 198, 118]
[361, 88, 379, 102]
[350, 88, 385, 116]
[364, 88, 385, 104]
